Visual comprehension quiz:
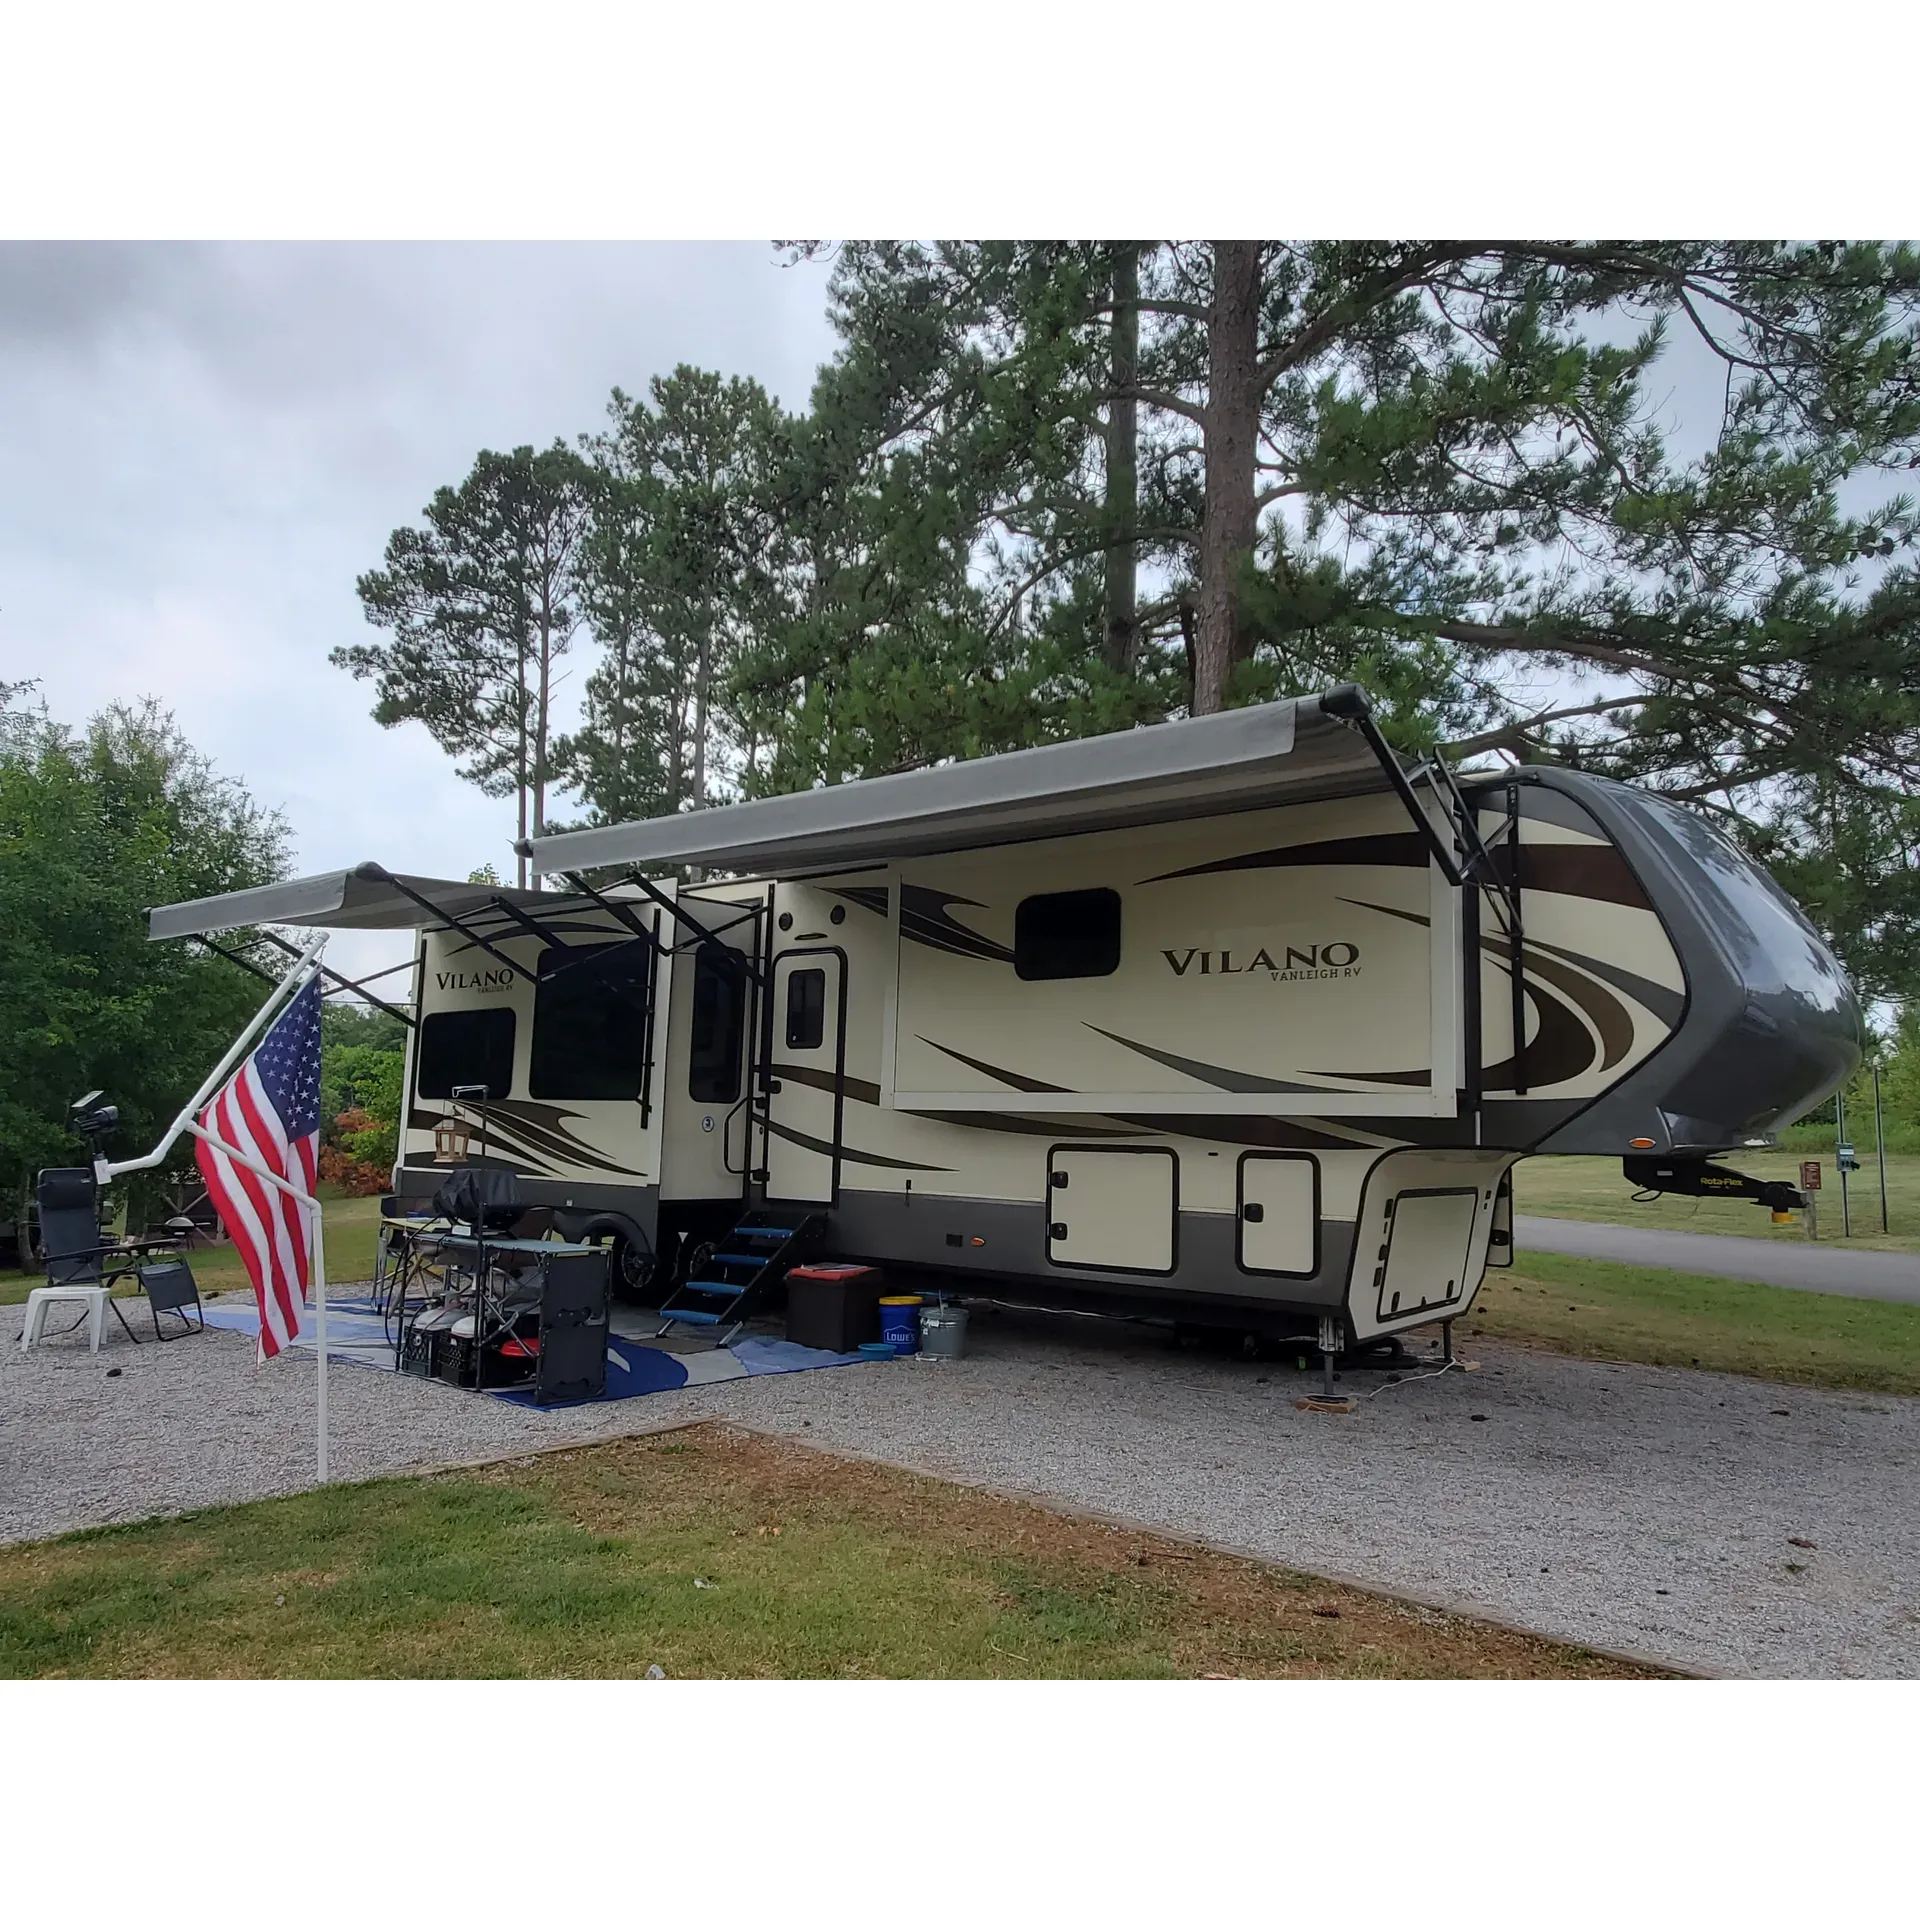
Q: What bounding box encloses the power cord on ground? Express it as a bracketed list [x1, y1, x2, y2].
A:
[1366, 1358, 1464, 1399]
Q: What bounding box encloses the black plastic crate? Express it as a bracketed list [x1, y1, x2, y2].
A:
[785, 1264, 888, 1353]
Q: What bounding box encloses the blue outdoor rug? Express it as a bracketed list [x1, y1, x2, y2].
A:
[199, 1294, 874, 1405]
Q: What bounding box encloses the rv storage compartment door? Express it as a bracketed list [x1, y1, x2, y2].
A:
[1376, 1189, 1478, 1322]
[1046, 1147, 1177, 1275]
[1237, 1153, 1317, 1276]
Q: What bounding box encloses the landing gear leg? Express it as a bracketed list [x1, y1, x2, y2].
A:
[1296, 1318, 1353, 1412]
[1312, 1314, 1349, 1405]
[1443, 1317, 1453, 1365]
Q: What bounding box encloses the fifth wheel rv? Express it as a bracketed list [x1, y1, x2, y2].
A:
[148, 685, 1861, 1356]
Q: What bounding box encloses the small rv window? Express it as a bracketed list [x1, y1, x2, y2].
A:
[785, 967, 827, 1050]
[416, 1007, 516, 1101]
[1014, 888, 1121, 980]
[687, 949, 746, 1104]
[529, 941, 650, 1102]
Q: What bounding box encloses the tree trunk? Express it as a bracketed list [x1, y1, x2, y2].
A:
[515, 642, 530, 889]
[1103, 242, 1140, 675]
[691, 621, 711, 811]
[1193, 241, 1264, 715]
[532, 584, 552, 891]
[687, 622, 712, 884]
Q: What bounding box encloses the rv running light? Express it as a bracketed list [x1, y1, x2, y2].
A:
[70, 1091, 120, 1140]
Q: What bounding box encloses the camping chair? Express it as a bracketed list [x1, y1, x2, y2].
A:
[134, 1260, 205, 1342]
[18, 1167, 198, 1352]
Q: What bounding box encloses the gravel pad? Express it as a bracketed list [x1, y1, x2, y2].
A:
[5, 1298, 1916, 1678]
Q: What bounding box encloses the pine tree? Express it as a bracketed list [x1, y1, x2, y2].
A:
[334, 443, 591, 885]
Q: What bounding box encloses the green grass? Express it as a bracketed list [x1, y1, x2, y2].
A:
[0, 1190, 383, 1308]
[1515, 1150, 1920, 1255]
[1477, 1251, 1920, 1395]
[0, 1426, 1648, 1679]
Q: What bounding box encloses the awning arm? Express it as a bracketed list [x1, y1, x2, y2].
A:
[563, 868, 766, 988]
[1321, 684, 1520, 927]
[254, 926, 418, 1029]
[360, 864, 544, 990]
[187, 932, 419, 1029]
[483, 890, 659, 1038]
[1321, 685, 1468, 886]
[550, 869, 663, 952]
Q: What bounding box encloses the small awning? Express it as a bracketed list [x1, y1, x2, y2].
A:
[530, 689, 1391, 880]
[148, 863, 569, 941]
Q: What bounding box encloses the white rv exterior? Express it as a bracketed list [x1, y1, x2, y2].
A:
[149, 688, 1861, 1348]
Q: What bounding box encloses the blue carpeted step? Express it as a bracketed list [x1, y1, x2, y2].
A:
[737, 1226, 792, 1238]
[659, 1308, 721, 1326]
[711, 1253, 765, 1266]
[686, 1280, 746, 1297]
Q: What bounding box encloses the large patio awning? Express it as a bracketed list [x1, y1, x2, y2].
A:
[147, 863, 576, 941]
[528, 687, 1394, 880]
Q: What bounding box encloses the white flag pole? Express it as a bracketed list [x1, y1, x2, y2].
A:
[183, 1122, 331, 1483]
[100, 933, 336, 1482]
[314, 1194, 329, 1483]
[100, 930, 328, 1184]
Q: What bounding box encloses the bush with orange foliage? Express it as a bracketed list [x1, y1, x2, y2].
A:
[320, 1105, 394, 1195]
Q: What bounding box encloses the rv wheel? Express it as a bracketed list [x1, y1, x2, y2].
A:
[597, 1225, 666, 1306]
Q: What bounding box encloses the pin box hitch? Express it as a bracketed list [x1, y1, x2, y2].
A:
[1623, 1156, 1805, 1213]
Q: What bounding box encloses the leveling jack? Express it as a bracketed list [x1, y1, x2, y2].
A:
[1298, 1314, 1354, 1413]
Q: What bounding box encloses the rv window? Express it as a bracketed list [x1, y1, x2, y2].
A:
[1014, 888, 1121, 980]
[415, 1007, 515, 1101]
[785, 967, 827, 1050]
[687, 949, 746, 1104]
[528, 941, 650, 1102]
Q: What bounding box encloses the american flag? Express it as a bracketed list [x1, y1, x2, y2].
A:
[195, 972, 324, 1359]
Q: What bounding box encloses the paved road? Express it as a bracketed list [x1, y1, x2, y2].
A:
[1518, 1214, 1920, 1306]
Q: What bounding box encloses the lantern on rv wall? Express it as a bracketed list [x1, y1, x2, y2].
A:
[433, 1115, 472, 1164]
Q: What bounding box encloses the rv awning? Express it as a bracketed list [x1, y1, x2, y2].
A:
[147, 865, 567, 941]
[530, 689, 1393, 880]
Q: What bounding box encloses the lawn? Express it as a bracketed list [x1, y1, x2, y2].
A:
[0, 1425, 1650, 1680]
[1476, 1252, 1920, 1395]
[0, 1189, 383, 1309]
[1515, 1149, 1920, 1255]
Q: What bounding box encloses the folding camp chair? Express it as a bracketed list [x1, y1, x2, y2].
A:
[18, 1166, 198, 1351]
[135, 1260, 205, 1341]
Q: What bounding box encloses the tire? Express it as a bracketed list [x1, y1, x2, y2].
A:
[599, 1223, 664, 1307]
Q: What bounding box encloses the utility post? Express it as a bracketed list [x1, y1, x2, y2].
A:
[1801, 1158, 1821, 1242]
[1836, 1088, 1855, 1237]
[1873, 1058, 1890, 1235]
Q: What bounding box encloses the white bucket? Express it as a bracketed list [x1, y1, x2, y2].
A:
[918, 1302, 969, 1360]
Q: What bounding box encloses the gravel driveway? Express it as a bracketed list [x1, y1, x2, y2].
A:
[6, 1297, 1916, 1678]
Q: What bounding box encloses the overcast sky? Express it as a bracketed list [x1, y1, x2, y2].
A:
[0, 240, 1897, 992]
[0, 241, 839, 980]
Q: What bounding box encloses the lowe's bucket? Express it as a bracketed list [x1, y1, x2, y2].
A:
[878, 1295, 923, 1355]
[918, 1301, 969, 1361]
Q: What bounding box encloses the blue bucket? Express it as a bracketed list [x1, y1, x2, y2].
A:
[878, 1295, 923, 1355]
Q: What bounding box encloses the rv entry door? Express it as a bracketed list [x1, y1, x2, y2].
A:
[763, 948, 846, 1205]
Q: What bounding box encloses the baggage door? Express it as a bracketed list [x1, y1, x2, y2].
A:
[1237, 1153, 1318, 1276]
[1045, 1147, 1177, 1274]
[763, 948, 846, 1205]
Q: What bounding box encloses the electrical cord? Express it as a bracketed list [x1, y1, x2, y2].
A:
[1366, 1357, 1463, 1399]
